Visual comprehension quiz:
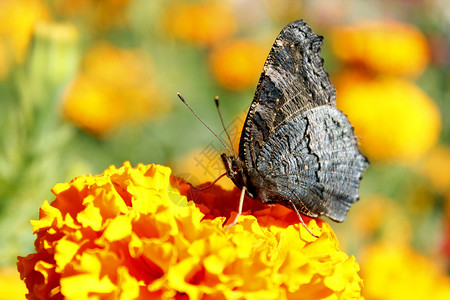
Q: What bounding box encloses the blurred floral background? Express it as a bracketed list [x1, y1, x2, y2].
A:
[0, 0, 449, 298]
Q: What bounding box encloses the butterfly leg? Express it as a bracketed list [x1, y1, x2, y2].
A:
[289, 200, 319, 238]
[226, 186, 246, 229]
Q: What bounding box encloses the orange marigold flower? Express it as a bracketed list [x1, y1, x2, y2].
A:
[331, 21, 430, 77]
[209, 40, 266, 90]
[18, 162, 363, 299]
[163, 0, 236, 46]
[360, 242, 450, 300]
[63, 42, 169, 136]
[335, 71, 441, 162]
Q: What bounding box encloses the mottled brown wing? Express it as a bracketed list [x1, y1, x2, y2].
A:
[239, 19, 336, 169]
[236, 19, 368, 222]
[254, 105, 369, 222]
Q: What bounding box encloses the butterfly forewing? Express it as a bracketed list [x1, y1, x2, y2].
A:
[239, 20, 336, 169]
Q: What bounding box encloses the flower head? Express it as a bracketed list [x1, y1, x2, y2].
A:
[336, 71, 441, 162]
[163, 0, 236, 46]
[331, 21, 430, 77]
[18, 162, 363, 299]
[209, 39, 266, 90]
[62, 42, 169, 136]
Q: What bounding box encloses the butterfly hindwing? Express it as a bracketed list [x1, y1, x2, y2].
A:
[255, 106, 368, 222]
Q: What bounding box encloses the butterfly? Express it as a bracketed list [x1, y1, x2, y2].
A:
[219, 19, 369, 236]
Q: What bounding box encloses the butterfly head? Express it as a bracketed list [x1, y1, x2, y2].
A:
[221, 153, 255, 198]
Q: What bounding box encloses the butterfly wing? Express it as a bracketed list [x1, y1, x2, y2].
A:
[255, 106, 369, 222]
[238, 19, 368, 222]
[239, 19, 336, 169]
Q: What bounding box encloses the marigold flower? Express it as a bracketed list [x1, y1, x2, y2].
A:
[0, 0, 49, 63]
[63, 42, 169, 136]
[18, 162, 363, 299]
[331, 21, 430, 77]
[335, 71, 441, 162]
[360, 242, 450, 300]
[163, 0, 236, 46]
[209, 40, 266, 90]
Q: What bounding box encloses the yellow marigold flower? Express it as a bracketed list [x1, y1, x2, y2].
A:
[163, 0, 236, 46]
[0, 0, 49, 63]
[336, 71, 441, 162]
[360, 242, 450, 300]
[331, 21, 430, 77]
[63, 42, 169, 136]
[209, 40, 266, 90]
[18, 162, 363, 299]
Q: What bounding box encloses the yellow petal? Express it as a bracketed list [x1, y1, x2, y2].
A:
[60, 274, 115, 299]
[31, 200, 63, 233]
[76, 201, 103, 231]
[54, 238, 80, 272]
[103, 215, 132, 242]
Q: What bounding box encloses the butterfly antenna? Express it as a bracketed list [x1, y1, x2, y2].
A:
[177, 93, 233, 154]
[214, 96, 237, 157]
